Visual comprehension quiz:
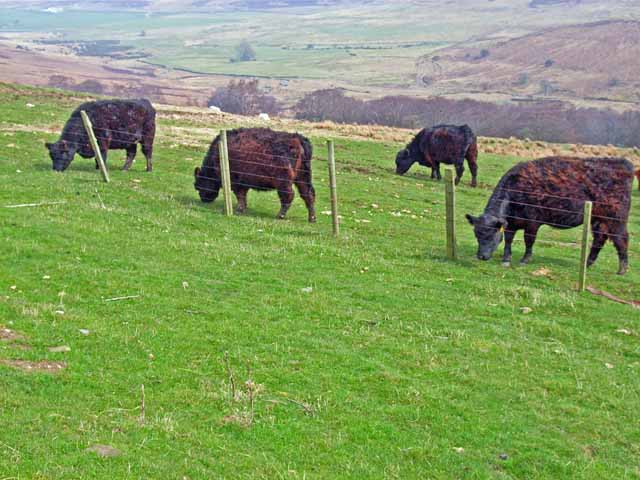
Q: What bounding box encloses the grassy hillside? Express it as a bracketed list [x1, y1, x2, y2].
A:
[1, 84, 639, 479]
[418, 20, 640, 103]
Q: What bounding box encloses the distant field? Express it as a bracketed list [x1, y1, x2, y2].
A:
[1, 84, 639, 478]
[3, 0, 640, 94]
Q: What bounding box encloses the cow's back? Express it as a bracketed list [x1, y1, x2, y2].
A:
[501, 156, 633, 224]
[61, 99, 154, 149]
[225, 128, 307, 190]
[422, 124, 475, 163]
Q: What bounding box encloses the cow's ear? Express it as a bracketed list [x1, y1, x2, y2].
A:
[194, 167, 201, 177]
[465, 214, 476, 225]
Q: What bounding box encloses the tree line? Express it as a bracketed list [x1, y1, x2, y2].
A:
[208, 82, 640, 148]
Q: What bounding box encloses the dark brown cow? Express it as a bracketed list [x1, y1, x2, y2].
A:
[194, 128, 316, 222]
[466, 157, 634, 275]
[636, 168, 640, 191]
[395, 124, 478, 187]
[45, 99, 156, 172]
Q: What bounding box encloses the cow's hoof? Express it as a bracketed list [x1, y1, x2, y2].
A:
[309, 217, 317, 224]
[276, 214, 286, 220]
[520, 258, 531, 265]
[617, 264, 628, 276]
[234, 209, 246, 215]
[501, 261, 511, 268]
[471, 181, 477, 188]
[146, 167, 153, 172]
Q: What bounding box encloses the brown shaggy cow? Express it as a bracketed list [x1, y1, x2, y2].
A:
[194, 128, 316, 222]
[45, 99, 155, 172]
[466, 156, 634, 275]
[395, 124, 478, 187]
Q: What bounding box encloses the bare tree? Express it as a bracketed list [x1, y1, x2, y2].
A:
[208, 79, 280, 116]
[231, 40, 256, 63]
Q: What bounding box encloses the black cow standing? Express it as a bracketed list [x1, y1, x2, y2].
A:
[466, 156, 634, 275]
[45, 99, 156, 172]
[395, 124, 478, 187]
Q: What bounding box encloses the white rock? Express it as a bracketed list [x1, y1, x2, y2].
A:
[208, 105, 222, 114]
[258, 113, 270, 121]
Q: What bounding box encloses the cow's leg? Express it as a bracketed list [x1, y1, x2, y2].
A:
[295, 180, 316, 223]
[610, 225, 629, 275]
[91, 134, 110, 168]
[502, 229, 516, 267]
[142, 140, 153, 172]
[466, 143, 479, 187]
[587, 224, 607, 268]
[276, 182, 295, 220]
[433, 162, 442, 181]
[454, 161, 464, 186]
[234, 187, 249, 215]
[430, 168, 437, 179]
[122, 144, 137, 171]
[520, 223, 540, 265]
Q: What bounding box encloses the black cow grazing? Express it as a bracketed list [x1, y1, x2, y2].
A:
[194, 128, 316, 222]
[45, 99, 156, 172]
[466, 156, 634, 275]
[395, 124, 478, 187]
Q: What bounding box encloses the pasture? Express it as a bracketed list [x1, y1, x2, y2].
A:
[1, 84, 639, 479]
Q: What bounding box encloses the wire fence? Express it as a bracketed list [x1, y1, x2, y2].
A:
[4, 121, 640, 293]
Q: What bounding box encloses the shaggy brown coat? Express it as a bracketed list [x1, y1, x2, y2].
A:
[194, 128, 316, 222]
[45, 99, 156, 172]
[466, 156, 634, 275]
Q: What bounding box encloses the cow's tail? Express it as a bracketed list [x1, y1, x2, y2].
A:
[299, 135, 313, 178]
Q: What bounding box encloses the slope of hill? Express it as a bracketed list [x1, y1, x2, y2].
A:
[417, 20, 640, 103]
[1, 82, 639, 478]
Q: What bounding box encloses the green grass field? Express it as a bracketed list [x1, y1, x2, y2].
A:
[1, 84, 639, 479]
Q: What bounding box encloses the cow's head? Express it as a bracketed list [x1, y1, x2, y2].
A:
[466, 213, 505, 260]
[395, 148, 415, 175]
[194, 166, 220, 203]
[45, 140, 75, 171]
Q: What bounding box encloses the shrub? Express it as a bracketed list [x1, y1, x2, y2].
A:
[208, 79, 280, 116]
[294, 89, 640, 147]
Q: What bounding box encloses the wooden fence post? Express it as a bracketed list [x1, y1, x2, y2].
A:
[80, 111, 109, 183]
[218, 130, 233, 217]
[444, 167, 456, 260]
[327, 140, 339, 237]
[578, 201, 593, 292]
